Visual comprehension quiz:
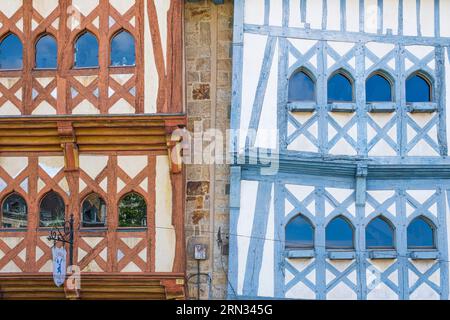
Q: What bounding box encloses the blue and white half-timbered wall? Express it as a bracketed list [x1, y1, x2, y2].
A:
[229, 0, 450, 300]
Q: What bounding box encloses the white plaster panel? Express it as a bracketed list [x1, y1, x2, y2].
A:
[406, 189, 435, 204]
[144, 0, 158, 113]
[79, 155, 108, 179]
[118, 155, 148, 178]
[269, 0, 282, 26]
[327, 282, 357, 299]
[440, 0, 450, 37]
[405, 45, 434, 60]
[346, 0, 360, 32]
[288, 134, 318, 152]
[410, 283, 439, 300]
[72, 100, 99, 114]
[0, 157, 28, 179]
[306, 0, 323, 29]
[255, 39, 278, 149]
[286, 184, 315, 203]
[32, 101, 56, 115]
[285, 281, 316, 299]
[33, 0, 58, 17]
[240, 33, 267, 150]
[289, 0, 303, 28]
[366, 42, 395, 59]
[155, 0, 169, 68]
[155, 156, 175, 272]
[420, 0, 435, 37]
[0, 101, 21, 116]
[110, 0, 134, 15]
[244, 0, 265, 25]
[258, 184, 275, 297]
[38, 156, 64, 178]
[367, 282, 398, 300]
[0, 0, 22, 18]
[327, 0, 341, 31]
[383, 0, 398, 35]
[237, 180, 259, 295]
[403, 0, 418, 36]
[72, 0, 98, 17]
[364, 0, 378, 33]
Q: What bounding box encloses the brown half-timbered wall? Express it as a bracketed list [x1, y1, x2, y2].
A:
[0, 0, 183, 116]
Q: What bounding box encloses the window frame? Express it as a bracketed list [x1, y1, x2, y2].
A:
[117, 191, 148, 230]
[73, 30, 100, 69]
[285, 214, 315, 249]
[407, 215, 437, 250]
[80, 193, 107, 229]
[34, 33, 58, 70]
[109, 29, 136, 68]
[0, 192, 28, 230]
[365, 70, 394, 103]
[405, 71, 433, 104]
[327, 69, 355, 104]
[0, 32, 23, 71]
[287, 67, 317, 103]
[365, 215, 396, 250]
[38, 190, 66, 229]
[325, 215, 355, 250]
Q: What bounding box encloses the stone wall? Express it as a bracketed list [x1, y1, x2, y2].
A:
[184, 0, 233, 299]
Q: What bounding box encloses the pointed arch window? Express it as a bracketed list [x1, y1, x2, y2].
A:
[366, 216, 395, 249]
[39, 191, 65, 227]
[35, 34, 57, 69]
[74, 31, 99, 68]
[407, 216, 435, 249]
[366, 72, 393, 102]
[406, 72, 432, 103]
[1, 193, 27, 228]
[328, 71, 354, 102]
[0, 33, 23, 70]
[110, 30, 135, 67]
[285, 214, 314, 248]
[82, 193, 107, 228]
[288, 69, 315, 102]
[326, 216, 354, 249]
[118, 192, 147, 227]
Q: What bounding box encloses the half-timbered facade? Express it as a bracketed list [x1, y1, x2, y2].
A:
[0, 0, 185, 299]
[229, 0, 450, 300]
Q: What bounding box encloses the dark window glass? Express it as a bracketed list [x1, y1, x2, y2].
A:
[0, 34, 23, 70]
[326, 216, 354, 249]
[406, 74, 431, 102]
[118, 193, 147, 227]
[328, 72, 353, 102]
[407, 216, 435, 249]
[366, 73, 392, 102]
[82, 194, 107, 228]
[285, 215, 314, 248]
[366, 217, 394, 248]
[39, 191, 65, 227]
[288, 71, 315, 101]
[111, 30, 135, 67]
[2, 193, 27, 228]
[74, 31, 98, 68]
[35, 34, 57, 69]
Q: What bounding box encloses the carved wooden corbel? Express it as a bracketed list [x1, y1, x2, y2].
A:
[165, 120, 185, 174]
[57, 121, 79, 172]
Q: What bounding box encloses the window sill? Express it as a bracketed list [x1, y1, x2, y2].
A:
[409, 250, 439, 260]
[285, 249, 315, 258]
[367, 102, 396, 113]
[287, 101, 316, 112]
[327, 103, 356, 112]
[406, 102, 437, 113]
[80, 227, 108, 232]
[117, 227, 148, 232]
[0, 228, 27, 232]
[368, 250, 397, 259]
[327, 250, 356, 260]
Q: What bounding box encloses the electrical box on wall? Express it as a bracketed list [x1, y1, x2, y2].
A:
[194, 244, 207, 260]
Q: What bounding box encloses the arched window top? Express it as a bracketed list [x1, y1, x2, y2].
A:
[328, 70, 354, 102]
[110, 30, 135, 67]
[39, 191, 65, 227]
[366, 71, 393, 102]
[1, 193, 27, 228]
[82, 193, 106, 228]
[0, 33, 23, 70]
[285, 214, 314, 248]
[407, 216, 435, 249]
[326, 216, 354, 249]
[35, 34, 57, 69]
[288, 69, 315, 102]
[74, 31, 98, 68]
[366, 216, 395, 249]
[118, 192, 147, 227]
[406, 72, 432, 103]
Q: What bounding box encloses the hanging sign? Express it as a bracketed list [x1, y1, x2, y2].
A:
[52, 246, 67, 287]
